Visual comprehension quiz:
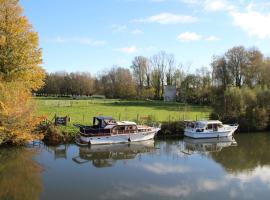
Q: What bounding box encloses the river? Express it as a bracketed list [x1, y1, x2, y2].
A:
[1, 133, 270, 200]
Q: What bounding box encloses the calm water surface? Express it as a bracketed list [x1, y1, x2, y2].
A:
[1, 133, 270, 200]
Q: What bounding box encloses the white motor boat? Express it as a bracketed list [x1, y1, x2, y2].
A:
[74, 116, 160, 145]
[184, 120, 238, 139]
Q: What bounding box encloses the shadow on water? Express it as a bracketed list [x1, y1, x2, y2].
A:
[0, 147, 43, 200]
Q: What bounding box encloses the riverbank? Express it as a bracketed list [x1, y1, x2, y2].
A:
[40, 120, 186, 145]
[35, 97, 210, 143]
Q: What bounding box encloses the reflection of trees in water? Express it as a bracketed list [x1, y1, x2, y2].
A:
[0, 147, 43, 200]
[44, 144, 69, 160]
[210, 134, 270, 173]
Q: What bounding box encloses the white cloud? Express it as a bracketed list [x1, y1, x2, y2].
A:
[177, 32, 219, 42]
[49, 37, 106, 46]
[132, 12, 197, 24]
[179, 0, 235, 11]
[131, 29, 144, 35]
[227, 166, 270, 186]
[100, 183, 192, 199]
[111, 24, 128, 32]
[115, 45, 138, 54]
[181, 0, 270, 39]
[206, 35, 219, 41]
[230, 9, 270, 39]
[142, 163, 190, 175]
[177, 32, 202, 41]
[204, 0, 235, 12]
[197, 179, 227, 191]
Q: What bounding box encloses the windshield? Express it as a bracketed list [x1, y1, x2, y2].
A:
[196, 122, 206, 128]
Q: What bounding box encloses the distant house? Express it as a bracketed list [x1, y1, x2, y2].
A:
[164, 85, 176, 101]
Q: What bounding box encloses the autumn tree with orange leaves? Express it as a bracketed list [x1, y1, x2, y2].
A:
[0, 0, 45, 145]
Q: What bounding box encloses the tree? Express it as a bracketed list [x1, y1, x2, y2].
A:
[179, 74, 201, 104]
[225, 46, 248, 87]
[98, 66, 136, 99]
[0, 0, 45, 145]
[0, 0, 45, 90]
[212, 55, 232, 91]
[130, 56, 148, 98]
[260, 58, 270, 88]
[165, 53, 176, 86]
[151, 68, 161, 99]
[173, 64, 185, 88]
[196, 67, 212, 104]
[244, 48, 263, 88]
[150, 51, 171, 99]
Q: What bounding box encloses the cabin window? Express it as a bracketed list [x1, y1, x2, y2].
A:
[207, 124, 213, 130]
[112, 126, 125, 134]
[119, 126, 125, 131]
[189, 123, 195, 128]
[213, 124, 218, 131]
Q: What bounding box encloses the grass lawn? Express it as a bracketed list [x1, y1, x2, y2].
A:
[35, 97, 211, 136]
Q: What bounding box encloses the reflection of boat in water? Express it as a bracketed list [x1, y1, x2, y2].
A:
[182, 136, 237, 154]
[72, 140, 156, 168]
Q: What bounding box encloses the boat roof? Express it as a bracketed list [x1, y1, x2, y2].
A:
[104, 121, 137, 129]
[94, 116, 114, 121]
[196, 120, 222, 124]
[117, 121, 137, 125]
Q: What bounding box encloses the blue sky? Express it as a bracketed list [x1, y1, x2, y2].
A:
[20, 0, 270, 74]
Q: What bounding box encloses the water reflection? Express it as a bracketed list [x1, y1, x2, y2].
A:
[72, 140, 156, 168]
[210, 133, 270, 173]
[2, 134, 270, 200]
[0, 147, 43, 200]
[182, 136, 237, 154]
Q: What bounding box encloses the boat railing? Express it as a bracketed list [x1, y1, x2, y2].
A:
[112, 129, 138, 135]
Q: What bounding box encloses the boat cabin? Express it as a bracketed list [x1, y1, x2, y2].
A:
[75, 116, 140, 135]
[74, 116, 116, 135]
[92, 116, 116, 128]
[186, 120, 223, 132]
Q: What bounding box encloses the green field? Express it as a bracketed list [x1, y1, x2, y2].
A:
[36, 97, 211, 135]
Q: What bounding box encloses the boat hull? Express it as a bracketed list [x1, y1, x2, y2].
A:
[77, 128, 159, 145]
[184, 126, 238, 139]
